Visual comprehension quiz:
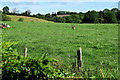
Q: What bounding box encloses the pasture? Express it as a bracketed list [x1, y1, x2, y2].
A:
[7, 15, 54, 22]
[0, 28, 1, 74]
[2, 21, 118, 78]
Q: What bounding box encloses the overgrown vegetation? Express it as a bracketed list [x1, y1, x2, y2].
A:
[0, 11, 11, 21]
[2, 6, 120, 23]
[2, 41, 70, 79]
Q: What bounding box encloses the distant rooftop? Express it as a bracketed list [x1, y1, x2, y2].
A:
[57, 15, 70, 17]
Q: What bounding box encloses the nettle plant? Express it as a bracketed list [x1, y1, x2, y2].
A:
[2, 41, 70, 79]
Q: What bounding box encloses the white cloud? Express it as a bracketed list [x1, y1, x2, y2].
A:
[1, 0, 120, 2]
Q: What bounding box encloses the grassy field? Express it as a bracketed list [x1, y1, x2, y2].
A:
[2, 21, 118, 78]
[7, 15, 54, 22]
[0, 25, 2, 74]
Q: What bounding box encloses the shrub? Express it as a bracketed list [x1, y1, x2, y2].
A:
[18, 18, 24, 21]
[2, 14, 11, 21]
[2, 41, 68, 79]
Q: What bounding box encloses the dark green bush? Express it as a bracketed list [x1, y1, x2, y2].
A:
[2, 14, 11, 21]
[18, 18, 24, 21]
[2, 41, 68, 79]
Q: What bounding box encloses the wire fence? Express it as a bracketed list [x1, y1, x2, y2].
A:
[52, 55, 118, 78]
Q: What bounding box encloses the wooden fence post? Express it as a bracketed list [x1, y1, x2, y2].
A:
[24, 48, 27, 57]
[100, 69, 104, 78]
[77, 47, 83, 71]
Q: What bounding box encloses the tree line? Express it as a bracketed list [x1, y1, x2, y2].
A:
[1, 6, 120, 23]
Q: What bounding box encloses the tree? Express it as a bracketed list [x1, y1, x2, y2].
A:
[99, 11, 103, 18]
[45, 13, 51, 18]
[52, 12, 56, 17]
[98, 11, 104, 23]
[70, 14, 82, 23]
[67, 12, 77, 14]
[103, 8, 110, 13]
[103, 9, 117, 23]
[99, 18, 104, 23]
[3, 6, 9, 14]
[79, 13, 84, 21]
[111, 8, 119, 16]
[117, 10, 120, 23]
[26, 9, 31, 15]
[22, 9, 31, 16]
[111, 8, 119, 13]
[37, 13, 41, 16]
[83, 10, 99, 23]
[35, 13, 45, 19]
[64, 16, 73, 23]
[57, 11, 67, 15]
[54, 17, 66, 23]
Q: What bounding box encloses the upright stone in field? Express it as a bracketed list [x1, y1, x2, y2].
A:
[24, 48, 27, 57]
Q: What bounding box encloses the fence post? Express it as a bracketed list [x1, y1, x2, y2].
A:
[77, 47, 83, 71]
[100, 69, 104, 78]
[24, 48, 27, 57]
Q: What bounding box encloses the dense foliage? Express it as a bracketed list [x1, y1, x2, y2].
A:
[0, 11, 11, 21]
[2, 6, 9, 14]
[2, 6, 119, 23]
[2, 41, 71, 79]
[52, 8, 119, 23]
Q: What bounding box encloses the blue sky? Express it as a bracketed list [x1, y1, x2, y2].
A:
[0, 1, 119, 14]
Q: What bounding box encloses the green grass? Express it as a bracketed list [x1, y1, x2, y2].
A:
[2, 21, 118, 78]
[7, 15, 54, 23]
[0, 27, 2, 75]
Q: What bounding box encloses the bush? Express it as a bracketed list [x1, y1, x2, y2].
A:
[2, 14, 11, 21]
[2, 41, 68, 79]
[18, 18, 24, 21]
[118, 20, 120, 24]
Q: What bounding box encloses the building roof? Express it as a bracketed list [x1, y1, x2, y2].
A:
[57, 15, 70, 17]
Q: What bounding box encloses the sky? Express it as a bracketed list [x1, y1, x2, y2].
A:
[0, 0, 120, 14]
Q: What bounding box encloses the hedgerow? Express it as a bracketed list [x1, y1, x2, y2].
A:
[2, 41, 69, 79]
